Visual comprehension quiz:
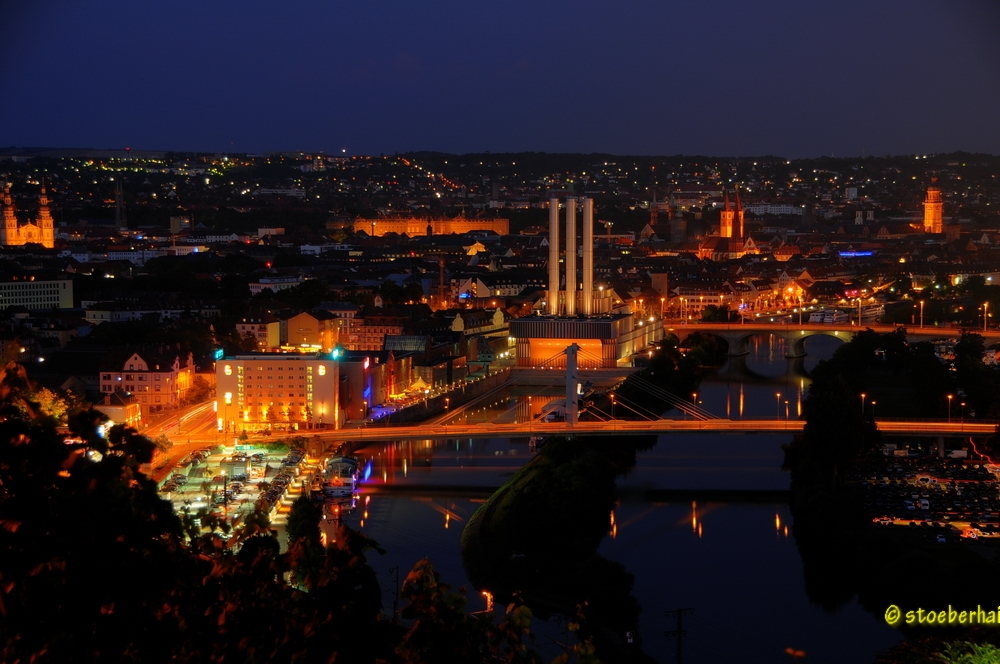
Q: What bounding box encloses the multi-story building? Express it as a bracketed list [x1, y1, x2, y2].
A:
[84, 301, 220, 324]
[248, 276, 306, 296]
[236, 314, 281, 350]
[215, 352, 342, 431]
[0, 273, 73, 310]
[345, 312, 405, 351]
[281, 310, 341, 351]
[98, 348, 196, 413]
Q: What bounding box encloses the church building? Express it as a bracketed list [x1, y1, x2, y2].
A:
[2, 183, 55, 248]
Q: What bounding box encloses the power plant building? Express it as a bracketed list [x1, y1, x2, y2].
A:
[510, 197, 663, 368]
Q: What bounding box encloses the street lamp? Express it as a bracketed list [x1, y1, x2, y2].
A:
[776, 392, 781, 419]
[920, 300, 925, 329]
[610, 392, 616, 420]
[861, 393, 866, 414]
[947, 394, 953, 423]
[985, 302, 989, 332]
[784, 400, 789, 420]
[445, 397, 450, 412]
[961, 402, 966, 423]
[871, 400, 876, 420]
[660, 297, 665, 319]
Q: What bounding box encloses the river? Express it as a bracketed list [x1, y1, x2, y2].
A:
[323, 332, 902, 662]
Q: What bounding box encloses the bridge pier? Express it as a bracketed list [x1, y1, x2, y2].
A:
[565, 343, 579, 426]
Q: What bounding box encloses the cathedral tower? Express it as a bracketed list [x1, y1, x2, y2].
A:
[38, 185, 54, 248]
[3, 183, 17, 246]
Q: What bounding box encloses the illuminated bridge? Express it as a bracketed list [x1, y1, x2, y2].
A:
[320, 418, 997, 443]
[669, 322, 1000, 357]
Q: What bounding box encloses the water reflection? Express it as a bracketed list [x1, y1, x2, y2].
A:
[324, 331, 903, 662]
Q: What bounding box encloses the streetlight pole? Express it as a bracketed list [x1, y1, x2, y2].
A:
[784, 400, 789, 420]
[985, 302, 989, 332]
[871, 401, 876, 420]
[775, 392, 781, 419]
[610, 393, 616, 421]
[920, 300, 925, 329]
[947, 394, 953, 423]
[861, 393, 866, 414]
[222, 469, 228, 521]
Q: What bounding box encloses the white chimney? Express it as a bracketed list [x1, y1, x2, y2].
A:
[548, 198, 560, 315]
[565, 197, 577, 316]
[582, 197, 594, 316]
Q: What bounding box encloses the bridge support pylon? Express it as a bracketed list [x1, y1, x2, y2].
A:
[566, 343, 579, 426]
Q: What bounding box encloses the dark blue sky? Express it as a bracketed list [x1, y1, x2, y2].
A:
[3, 0, 999, 157]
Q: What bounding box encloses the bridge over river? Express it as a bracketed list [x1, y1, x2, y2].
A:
[319, 418, 997, 442]
[669, 321, 1000, 356]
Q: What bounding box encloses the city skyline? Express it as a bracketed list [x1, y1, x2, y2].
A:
[2, 1, 999, 158]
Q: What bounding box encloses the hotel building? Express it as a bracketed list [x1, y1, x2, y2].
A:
[215, 352, 342, 431]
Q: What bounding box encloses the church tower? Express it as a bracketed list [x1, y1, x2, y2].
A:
[734, 184, 745, 240]
[3, 183, 17, 246]
[38, 184, 54, 248]
[923, 178, 943, 233]
[719, 188, 734, 238]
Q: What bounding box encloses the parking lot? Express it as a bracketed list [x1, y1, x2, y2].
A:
[157, 443, 316, 529]
[857, 453, 1000, 542]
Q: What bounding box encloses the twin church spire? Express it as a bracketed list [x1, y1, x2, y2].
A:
[719, 184, 744, 240]
[1, 182, 55, 248]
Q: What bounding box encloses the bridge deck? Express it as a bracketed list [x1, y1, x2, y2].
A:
[320, 419, 996, 442]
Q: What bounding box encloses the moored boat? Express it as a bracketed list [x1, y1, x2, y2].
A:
[323, 456, 359, 497]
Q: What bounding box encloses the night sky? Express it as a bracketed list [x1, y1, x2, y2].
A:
[3, 0, 999, 157]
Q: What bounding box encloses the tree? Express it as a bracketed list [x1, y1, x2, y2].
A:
[285, 494, 322, 549]
[154, 433, 173, 454]
[184, 375, 213, 405]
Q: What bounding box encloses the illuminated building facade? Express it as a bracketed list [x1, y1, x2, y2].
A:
[0, 273, 73, 310]
[511, 314, 661, 368]
[718, 186, 744, 239]
[98, 349, 195, 413]
[2, 183, 55, 248]
[215, 352, 342, 431]
[354, 216, 509, 237]
[236, 314, 281, 350]
[924, 178, 943, 233]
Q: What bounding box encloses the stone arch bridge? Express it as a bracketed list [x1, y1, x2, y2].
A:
[671, 323, 1000, 380]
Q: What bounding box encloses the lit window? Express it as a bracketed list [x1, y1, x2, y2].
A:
[224, 364, 232, 375]
[318, 365, 326, 376]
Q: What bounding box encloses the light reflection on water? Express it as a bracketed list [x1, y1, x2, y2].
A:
[333, 332, 901, 662]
